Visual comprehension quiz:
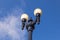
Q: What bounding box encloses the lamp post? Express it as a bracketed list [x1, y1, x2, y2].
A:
[21, 8, 42, 40]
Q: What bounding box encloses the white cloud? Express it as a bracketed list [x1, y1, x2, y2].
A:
[0, 8, 27, 40]
[0, 0, 28, 40]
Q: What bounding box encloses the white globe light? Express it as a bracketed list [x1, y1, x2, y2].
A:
[21, 13, 28, 20]
[34, 8, 42, 16]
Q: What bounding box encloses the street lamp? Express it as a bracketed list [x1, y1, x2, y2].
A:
[21, 8, 42, 40]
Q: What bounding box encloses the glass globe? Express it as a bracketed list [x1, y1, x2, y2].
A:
[34, 8, 42, 16]
[21, 13, 28, 21]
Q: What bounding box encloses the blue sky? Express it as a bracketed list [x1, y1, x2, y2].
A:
[0, 0, 60, 40]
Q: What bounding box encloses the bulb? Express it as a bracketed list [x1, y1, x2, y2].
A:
[21, 13, 28, 21]
[34, 8, 42, 16]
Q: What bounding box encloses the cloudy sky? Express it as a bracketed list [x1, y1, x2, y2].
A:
[0, 0, 60, 40]
[0, 0, 27, 40]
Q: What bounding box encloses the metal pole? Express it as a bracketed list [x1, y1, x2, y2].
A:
[28, 31, 32, 40]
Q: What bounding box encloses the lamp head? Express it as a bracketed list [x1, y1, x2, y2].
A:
[34, 8, 42, 16]
[21, 13, 28, 22]
[34, 8, 42, 24]
[21, 13, 28, 30]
